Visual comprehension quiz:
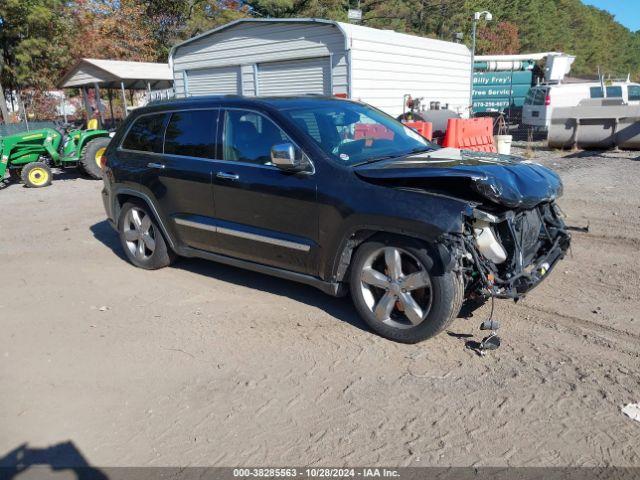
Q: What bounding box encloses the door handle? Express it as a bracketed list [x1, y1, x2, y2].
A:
[147, 162, 165, 169]
[216, 172, 240, 181]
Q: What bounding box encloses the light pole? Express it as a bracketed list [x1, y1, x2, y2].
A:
[469, 10, 492, 117]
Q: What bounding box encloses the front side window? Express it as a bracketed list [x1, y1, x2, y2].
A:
[628, 85, 640, 101]
[280, 101, 433, 165]
[164, 110, 218, 159]
[121, 113, 168, 153]
[223, 110, 290, 165]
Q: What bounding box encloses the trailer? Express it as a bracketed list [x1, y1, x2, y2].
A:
[169, 18, 472, 119]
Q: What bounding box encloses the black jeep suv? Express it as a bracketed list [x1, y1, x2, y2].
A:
[101, 96, 570, 343]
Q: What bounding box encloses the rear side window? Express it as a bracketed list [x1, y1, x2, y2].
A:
[629, 85, 640, 101]
[590, 86, 623, 98]
[590, 87, 603, 98]
[164, 110, 218, 159]
[121, 114, 168, 153]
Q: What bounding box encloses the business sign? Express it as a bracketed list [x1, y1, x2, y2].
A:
[348, 9, 362, 21]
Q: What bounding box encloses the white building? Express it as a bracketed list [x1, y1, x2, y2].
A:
[169, 18, 472, 118]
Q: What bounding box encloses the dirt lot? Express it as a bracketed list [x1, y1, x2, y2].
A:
[1, 148, 640, 468]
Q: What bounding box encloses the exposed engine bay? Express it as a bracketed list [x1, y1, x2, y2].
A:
[455, 202, 571, 301]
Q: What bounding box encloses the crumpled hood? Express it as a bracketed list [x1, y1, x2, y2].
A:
[354, 148, 563, 209]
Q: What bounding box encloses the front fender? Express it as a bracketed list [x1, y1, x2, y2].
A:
[321, 190, 474, 282]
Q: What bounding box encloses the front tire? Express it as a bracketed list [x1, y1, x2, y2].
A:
[21, 162, 52, 188]
[80, 137, 110, 179]
[349, 235, 463, 343]
[117, 201, 175, 269]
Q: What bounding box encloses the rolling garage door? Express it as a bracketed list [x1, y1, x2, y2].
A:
[258, 58, 331, 96]
[186, 66, 240, 96]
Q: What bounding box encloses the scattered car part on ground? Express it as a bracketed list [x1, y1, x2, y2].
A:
[101, 95, 570, 343]
[622, 403, 640, 423]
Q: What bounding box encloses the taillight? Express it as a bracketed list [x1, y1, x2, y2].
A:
[99, 154, 108, 169]
[334, 93, 348, 99]
[545, 94, 551, 106]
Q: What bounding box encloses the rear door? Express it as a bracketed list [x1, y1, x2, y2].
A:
[210, 108, 319, 275]
[522, 87, 549, 128]
[137, 108, 220, 252]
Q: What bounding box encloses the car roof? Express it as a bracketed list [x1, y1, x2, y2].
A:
[143, 95, 357, 112]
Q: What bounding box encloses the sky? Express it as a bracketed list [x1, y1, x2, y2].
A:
[581, 0, 640, 31]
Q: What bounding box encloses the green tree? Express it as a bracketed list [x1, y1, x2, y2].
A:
[0, 0, 74, 121]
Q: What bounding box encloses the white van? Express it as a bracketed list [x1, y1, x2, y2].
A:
[522, 82, 640, 130]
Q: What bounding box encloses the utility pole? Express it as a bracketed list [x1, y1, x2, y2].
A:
[469, 11, 492, 117]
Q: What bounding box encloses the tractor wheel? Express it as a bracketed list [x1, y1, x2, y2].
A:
[21, 162, 52, 188]
[80, 137, 110, 179]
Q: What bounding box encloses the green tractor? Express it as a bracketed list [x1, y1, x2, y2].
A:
[0, 122, 112, 188]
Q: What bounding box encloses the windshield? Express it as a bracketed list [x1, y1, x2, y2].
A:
[280, 101, 435, 165]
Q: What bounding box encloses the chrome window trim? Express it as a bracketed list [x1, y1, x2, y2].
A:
[174, 217, 311, 252]
[117, 106, 315, 174]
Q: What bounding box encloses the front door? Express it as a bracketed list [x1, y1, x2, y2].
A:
[210, 108, 318, 275]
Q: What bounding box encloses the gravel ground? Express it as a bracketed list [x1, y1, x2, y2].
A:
[1, 147, 639, 468]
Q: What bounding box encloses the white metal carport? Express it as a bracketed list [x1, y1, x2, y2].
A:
[59, 58, 174, 125]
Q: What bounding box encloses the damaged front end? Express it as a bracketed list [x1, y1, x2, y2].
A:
[354, 147, 572, 302]
[453, 202, 571, 300]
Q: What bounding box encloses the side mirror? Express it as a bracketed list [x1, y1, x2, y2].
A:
[271, 143, 304, 171]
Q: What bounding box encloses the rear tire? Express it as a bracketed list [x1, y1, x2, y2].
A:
[80, 137, 110, 179]
[349, 235, 463, 343]
[21, 162, 52, 188]
[118, 201, 175, 270]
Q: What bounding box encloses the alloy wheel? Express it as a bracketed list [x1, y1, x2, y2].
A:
[359, 247, 433, 329]
[123, 207, 156, 261]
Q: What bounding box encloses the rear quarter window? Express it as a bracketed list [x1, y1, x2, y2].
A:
[121, 113, 168, 153]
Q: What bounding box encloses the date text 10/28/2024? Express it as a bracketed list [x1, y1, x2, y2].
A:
[233, 468, 400, 478]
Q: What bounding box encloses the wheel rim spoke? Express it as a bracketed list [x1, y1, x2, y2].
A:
[136, 239, 146, 258]
[374, 291, 396, 321]
[399, 292, 424, 325]
[130, 209, 143, 229]
[142, 233, 155, 251]
[384, 248, 402, 280]
[124, 229, 138, 242]
[402, 271, 429, 291]
[361, 267, 390, 289]
[141, 215, 152, 234]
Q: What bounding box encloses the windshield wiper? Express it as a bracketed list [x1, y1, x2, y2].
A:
[405, 146, 436, 155]
[358, 146, 436, 165]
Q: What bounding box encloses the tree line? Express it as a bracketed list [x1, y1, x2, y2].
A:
[1, 0, 638, 121]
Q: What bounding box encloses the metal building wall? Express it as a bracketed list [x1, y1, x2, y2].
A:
[171, 21, 348, 98]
